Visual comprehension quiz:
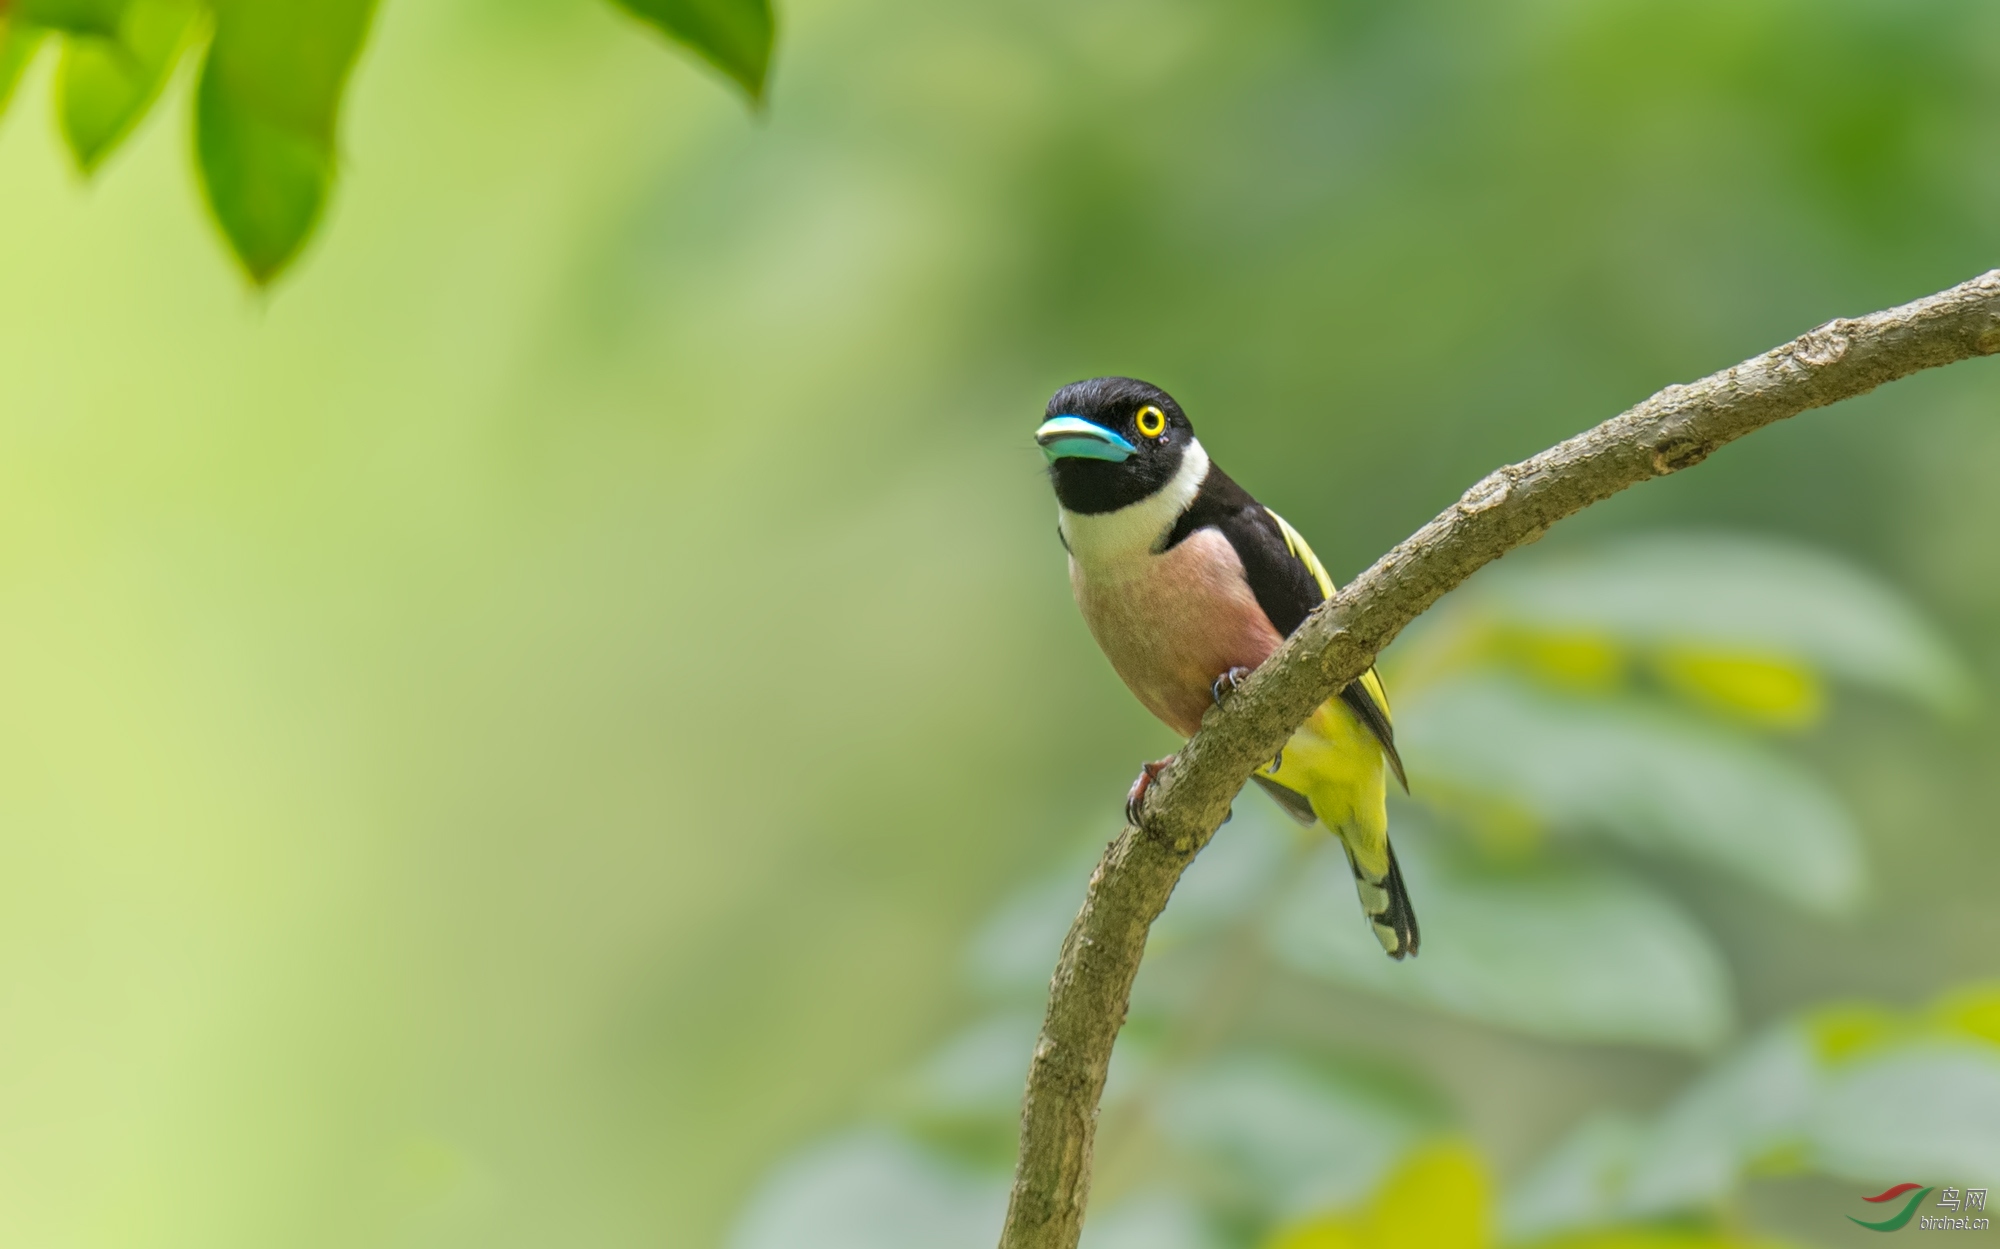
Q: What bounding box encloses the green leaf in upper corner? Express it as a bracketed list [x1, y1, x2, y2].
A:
[56, 0, 198, 174]
[194, 0, 377, 284]
[13, 0, 128, 37]
[1399, 676, 1866, 914]
[1266, 832, 1733, 1051]
[195, 69, 329, 282]
[609, 0, 773, 103]
[0, 19, 48, 120]
[1434, 533, 1974, 718]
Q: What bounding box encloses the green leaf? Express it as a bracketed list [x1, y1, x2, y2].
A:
[55, 0, 197, 174]
[609, 0, 773, 103]
[1078, 1192, 1220, 1249]
[14, 0, 127, 38]
[1807, 1042, 2000, 1185]
[898, 1014, 1042, 1123]
[969, 807, 1297, 1011]
[1400, 676, 1865, 913]
[194, 0, 377, 284]
[1504, 1001, 2000, 1223]
[728, 1131, 1005, 1249]
[1620, 1025, 1819, 1213]
[1504, 1030, 1820, 1231]
[1156, 1050, 1444, 1218]
[195, 71, 329, 283]
[964, 861, 1086, 999]
[1447, 533, 1974, 717]
[1148, 800, 1298, 952]
[1500, 1112, 1645, 1239]
[887, 1013, 1040, 1169]
[1267, 831, 1733, 1050]
[0, 19, 48, 120]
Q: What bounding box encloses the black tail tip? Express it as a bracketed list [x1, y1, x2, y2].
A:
[1376, 845, 1420, 959]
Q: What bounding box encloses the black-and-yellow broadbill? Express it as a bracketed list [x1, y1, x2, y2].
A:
[1036, 377, 1418, 959]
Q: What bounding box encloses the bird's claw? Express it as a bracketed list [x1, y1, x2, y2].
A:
[1211, 666, 1253, 706]
[1125, 757, 1173, 825]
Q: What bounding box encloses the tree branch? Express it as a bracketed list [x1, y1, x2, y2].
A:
[998, 270, 2000, 1249]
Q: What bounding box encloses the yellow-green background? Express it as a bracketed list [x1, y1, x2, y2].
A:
[0, 0, 1996, 1244]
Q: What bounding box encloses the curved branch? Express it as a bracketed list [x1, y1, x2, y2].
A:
[999, 270, 2000, 1249]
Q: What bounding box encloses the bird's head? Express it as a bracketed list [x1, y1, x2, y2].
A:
[1035, 377, 1198, 515]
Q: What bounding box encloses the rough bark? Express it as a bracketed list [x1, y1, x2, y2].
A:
[998, 270, 2000, 1249]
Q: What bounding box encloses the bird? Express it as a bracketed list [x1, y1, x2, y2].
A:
[1035, 376, 1418, 959]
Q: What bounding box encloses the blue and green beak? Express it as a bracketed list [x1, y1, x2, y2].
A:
[1035, 415, 1136, 463]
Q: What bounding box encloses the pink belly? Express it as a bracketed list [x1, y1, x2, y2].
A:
[1072, 529, 1284, 738]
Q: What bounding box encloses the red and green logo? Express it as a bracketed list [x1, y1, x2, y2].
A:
[1850, 1183, 1934, 1232]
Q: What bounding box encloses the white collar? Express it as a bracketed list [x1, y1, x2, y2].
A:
[1057, 439, 1211, 570]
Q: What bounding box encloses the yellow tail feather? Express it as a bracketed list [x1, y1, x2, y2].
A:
[1260, 697, 1419, 958]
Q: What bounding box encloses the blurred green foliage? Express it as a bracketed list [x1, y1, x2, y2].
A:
[728, 538, 1994, 1247]
[0, 0, 771, 280]
[608, 0, 771, 102]
[0, 0, 1997, 1246]
[194, 0, 381, 280]
[54, 0, 195, 172]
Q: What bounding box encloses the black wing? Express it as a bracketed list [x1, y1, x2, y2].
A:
[1165, 464, 1408, 791]
[1250, 774, 1319, 825]
[1338, 678, 1408, 792]
[1162, 465, 1321, 635]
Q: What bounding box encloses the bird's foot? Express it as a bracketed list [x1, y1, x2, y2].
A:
[1211, 666, 1254, 706]
[1125, 757, 1174, 825]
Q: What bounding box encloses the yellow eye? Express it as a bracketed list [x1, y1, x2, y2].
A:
[1135, 405, 1166, 438]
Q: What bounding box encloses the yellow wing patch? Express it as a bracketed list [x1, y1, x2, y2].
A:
[1265, 505, 1395, 727]
[1264, 507, 1404, 786]
[1356, 667, 1394, 729]
[1266, 508, 1336, 600]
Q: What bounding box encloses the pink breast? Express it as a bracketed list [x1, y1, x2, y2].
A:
[1072, 529, 1284, 737]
